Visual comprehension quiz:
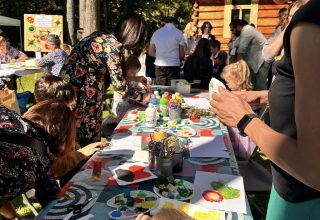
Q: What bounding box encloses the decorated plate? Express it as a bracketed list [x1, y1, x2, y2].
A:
[107, 190, 159, 219]
[153, 177, 196, 201]
[176, 126, 196, 138]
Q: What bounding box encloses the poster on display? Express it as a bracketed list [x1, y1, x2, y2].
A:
[23, 14, 63, 52]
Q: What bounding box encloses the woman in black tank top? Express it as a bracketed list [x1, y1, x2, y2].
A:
[211, 0, 320, 219]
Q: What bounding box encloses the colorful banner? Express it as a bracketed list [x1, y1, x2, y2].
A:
[24, 14, 63, 52]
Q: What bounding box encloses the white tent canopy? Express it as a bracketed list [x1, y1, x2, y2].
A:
[0, 16, 21, 26]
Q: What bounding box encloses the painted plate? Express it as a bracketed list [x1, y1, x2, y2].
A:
[153, 179, 196, 201]
[176, 126, 196, 138]
[107, 190, 159, 219]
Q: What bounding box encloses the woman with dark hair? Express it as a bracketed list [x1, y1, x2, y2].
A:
[183, 38, 213, 90]
[200, 21, 215, 41]
[0, 100, 76, 219]
[61, 13, 147, 146]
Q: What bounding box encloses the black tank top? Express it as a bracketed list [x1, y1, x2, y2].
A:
[269, 0, 320, 202]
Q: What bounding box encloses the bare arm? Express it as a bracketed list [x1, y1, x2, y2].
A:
[233, 90, 269, 110]
[16, 52, 28, 62]
[262, 30, 285, 63]
[246, 23, 320, 191]
[148, 44, 156, 58]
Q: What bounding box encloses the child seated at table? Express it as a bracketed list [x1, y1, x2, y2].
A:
[112, 55, 151, 117]
[220, 60, 256, 159]
[34, 75, 104, 180]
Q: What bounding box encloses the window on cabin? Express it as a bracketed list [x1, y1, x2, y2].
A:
[223, 0, 258, 38]
[231, 8, 251, 24]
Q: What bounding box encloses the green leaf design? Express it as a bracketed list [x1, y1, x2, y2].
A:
[210, 182, 240, 199]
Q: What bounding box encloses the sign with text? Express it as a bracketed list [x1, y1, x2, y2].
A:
[24, 14, 63, 52]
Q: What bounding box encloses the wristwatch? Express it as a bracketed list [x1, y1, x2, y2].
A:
[237, 114, 258, 137]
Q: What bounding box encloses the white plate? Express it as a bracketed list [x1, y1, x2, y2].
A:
[107, 190, 159, 219]
[153, 179, 196, 201]
[176, 126, 196, 138]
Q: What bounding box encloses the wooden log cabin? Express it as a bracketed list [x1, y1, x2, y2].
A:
[192, 0, 288, 51]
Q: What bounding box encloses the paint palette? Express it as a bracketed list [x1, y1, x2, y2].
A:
[153, 176, 196, 201]
[107, 190, 159, 219]
[176, 126, 196, 138]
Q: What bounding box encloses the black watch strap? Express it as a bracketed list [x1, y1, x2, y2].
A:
[237, 114, 258, 137]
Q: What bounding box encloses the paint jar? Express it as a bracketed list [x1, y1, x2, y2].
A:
[91, 160, 102, 182]
[172, 152, 183, 173]
[155, 156, 173, 176]
[148, 150, 155, 171]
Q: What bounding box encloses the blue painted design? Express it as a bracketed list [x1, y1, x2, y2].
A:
[111, 210, 122, 218]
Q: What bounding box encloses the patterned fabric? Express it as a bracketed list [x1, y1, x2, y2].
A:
[1, 46, 24, 63]
[0, 105, 60, 204]
[60, 32, 136, 146]
[37, 49, 67, 76]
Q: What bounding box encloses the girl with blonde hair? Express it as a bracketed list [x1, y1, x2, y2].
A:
[221, 59, 253, 91]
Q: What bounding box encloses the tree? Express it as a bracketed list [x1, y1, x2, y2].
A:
[79, 0, 86, 29]
[83, 0, 100, 37]
[66, 0, 76, 45]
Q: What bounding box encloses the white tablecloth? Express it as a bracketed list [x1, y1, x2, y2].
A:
[0, 64, 43, 77]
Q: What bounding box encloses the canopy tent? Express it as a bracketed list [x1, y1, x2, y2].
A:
[0, 16, 23, 50]
[0, 16, 21, 26]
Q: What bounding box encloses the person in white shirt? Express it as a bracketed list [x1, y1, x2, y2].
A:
[148, 17, 185, 85]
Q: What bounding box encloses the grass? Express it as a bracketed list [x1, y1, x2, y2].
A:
[12, 73, 271, 219]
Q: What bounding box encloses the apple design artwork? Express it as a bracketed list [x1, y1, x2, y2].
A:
[115, 165, 152, 182]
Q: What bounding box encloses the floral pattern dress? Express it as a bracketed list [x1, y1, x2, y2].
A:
[60, 32, 136, 146]
[0, 106, 60, 205]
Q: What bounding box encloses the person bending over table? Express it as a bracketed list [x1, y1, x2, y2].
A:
[60, 13, 148, 147]
[35, 34, 68, 76]
[211, 0, 320, 219]
[0, 101, 77, 219]
[34, 75, 104, 180]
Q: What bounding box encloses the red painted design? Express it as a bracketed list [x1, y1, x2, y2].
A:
[202, 190, 223, 203]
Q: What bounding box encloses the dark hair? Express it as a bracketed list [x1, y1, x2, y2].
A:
[34, 75, 76, 105]
[183, 38, 212, 85]
[217, 51, 228, 65]
[125, 55, 141, 70]
[114, 13, 147, 55]
[230, 19, 248, 28]
[210, 40, 221, 49]
[201, 21, 213, 33]
[279, 7, 288, 17]
[193, 38, 212, 58]
[167, 17, 180, 25]
[23, 100, 76, 156]
[250, 23, 256, 28]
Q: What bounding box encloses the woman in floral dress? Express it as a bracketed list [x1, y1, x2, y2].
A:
[60, 13, 147, 146]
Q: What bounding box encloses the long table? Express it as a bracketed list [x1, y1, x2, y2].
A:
[37, 95, 253, 220]
[0, 64, 43, 77]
